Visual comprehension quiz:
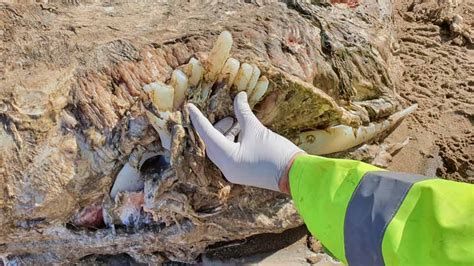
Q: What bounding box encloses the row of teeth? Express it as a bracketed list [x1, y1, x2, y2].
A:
[143, 31, 418, 155]
[143, 31, 269, 150]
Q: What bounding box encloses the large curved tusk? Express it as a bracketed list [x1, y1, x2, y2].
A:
[297, 105, 417, 155]
[110, 163, 142, 200]
[110, 152, 162, 200]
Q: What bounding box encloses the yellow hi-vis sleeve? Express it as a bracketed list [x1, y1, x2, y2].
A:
[289, 155, 474, 266]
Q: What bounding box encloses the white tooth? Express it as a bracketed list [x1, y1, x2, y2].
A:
[205, 31, 233, 83]
[187, 58, 204, 87]
[143, 81, 174, 112]
[170, 69, 188, 109]
[249, 76, 269, 105]
[233, 63, 253, 92]
[145, 110, 172, 150]
[296, 105, 418, 155]
[218, 57, 240, 85]
[246, 65, 261, 94]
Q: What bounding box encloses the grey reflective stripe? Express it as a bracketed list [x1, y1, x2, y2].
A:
[344, 171, 434, 266]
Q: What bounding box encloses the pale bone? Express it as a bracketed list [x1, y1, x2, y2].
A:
[145, 110, 172, 150]
[204, 31, 233, 83]
[186, 58, 204, 87]
[249, 76, 269, 105]
[170, 69, 188, 109]
[218, 57, 240, 85]
[246, 65, 261, 94]
[297, 105, 418, 155]
[233, 63, 253, 91]
[143, 81, 174, 112]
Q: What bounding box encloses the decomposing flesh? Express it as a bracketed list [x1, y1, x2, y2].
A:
[0, 0, 414, 263]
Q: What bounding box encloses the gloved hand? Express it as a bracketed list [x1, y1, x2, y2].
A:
[187, 92, 305, 192]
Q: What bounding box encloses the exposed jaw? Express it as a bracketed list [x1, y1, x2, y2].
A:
[0, 1, 412, 263]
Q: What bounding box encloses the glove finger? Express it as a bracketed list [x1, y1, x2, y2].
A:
[233, 91, 263, 139]
[213, 117, 234, 134]
[187, 104, 235, 159]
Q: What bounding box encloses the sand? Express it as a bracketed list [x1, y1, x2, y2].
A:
[387, 0, 473, 182]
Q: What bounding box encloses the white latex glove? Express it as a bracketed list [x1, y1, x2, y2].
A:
[187, 92, 304, 191]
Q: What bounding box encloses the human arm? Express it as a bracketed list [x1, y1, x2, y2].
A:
[188, 92, 474, 265]
[289, 155, 474, 265]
